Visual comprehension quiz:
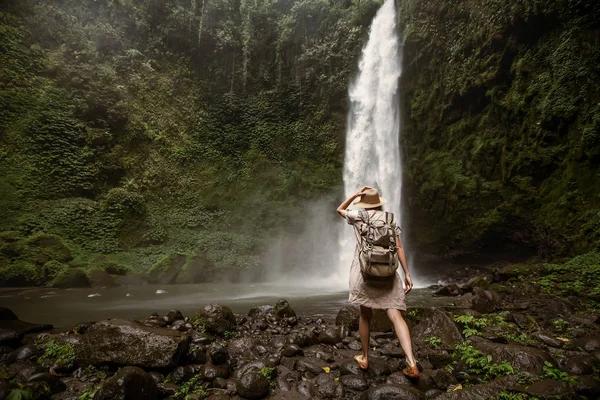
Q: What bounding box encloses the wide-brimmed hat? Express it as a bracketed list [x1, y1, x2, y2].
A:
[353, 188, 387, 209]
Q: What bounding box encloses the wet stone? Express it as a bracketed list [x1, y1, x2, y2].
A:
[166, 310, 184, 324]
[339, 360, 365, 376]
[209, 343, 229, 365]
[282, 344, 302, 357]
[385, 371, 411, 386]
[276, 376, 291, 391]
[563, 356, 595, 375]
[95, 366, 158, 400]
[238, 372, 270, 400]
[201, 363, 230, 381]
[340, 374, 369, 391]
[296, 380, 317, 398]
[12, 344, 39, 362]
[318, 381, 345, 399]
[296, 357, 328, 376]
[172, 365, 195, 384]
[28, 372, 66, 394]
[360, 383, 426, 400]
[157, 382, 180, 397]
[318, 327, 341, 346]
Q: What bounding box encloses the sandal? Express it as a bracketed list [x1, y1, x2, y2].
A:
[353, 355, 369, 370]
[402, 363, 419, 379]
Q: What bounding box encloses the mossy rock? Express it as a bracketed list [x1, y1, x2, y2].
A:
[0, 261, 42, 286]
[50, 268, 90, 288]
[24, 233, 73, 264]
[147, 253, 187, 284]
[273, 299, 296, 320]
[102, 262, 129, 276]
[42, 260, 69, 280]
[191, 304, 236, 336]
[174, 254, 213, 284]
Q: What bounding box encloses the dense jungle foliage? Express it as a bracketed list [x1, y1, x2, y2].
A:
[0, 0, 599, 286]
[0, 0, 381, 284]
[399, 0, 600, 258]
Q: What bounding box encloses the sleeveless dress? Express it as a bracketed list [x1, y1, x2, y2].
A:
[346, 209, 406, 310]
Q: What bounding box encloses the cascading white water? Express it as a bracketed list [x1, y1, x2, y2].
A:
[337, 0, 403, 283]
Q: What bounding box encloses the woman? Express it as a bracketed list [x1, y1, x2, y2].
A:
[337, 186, 419, 379]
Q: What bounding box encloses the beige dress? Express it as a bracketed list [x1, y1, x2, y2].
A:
[346, 209, 406, 310]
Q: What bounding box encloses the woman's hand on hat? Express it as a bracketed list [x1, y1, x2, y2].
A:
[359, 185, 373, 192]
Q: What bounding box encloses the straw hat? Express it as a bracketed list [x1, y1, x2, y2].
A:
[353, 188, 387, 209]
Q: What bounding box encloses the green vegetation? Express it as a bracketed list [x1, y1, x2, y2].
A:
[490, 392, 537, 400]
[399, 0, 600, 258]
[36, 340, 76, 369]
[537, 252, 600, 297]
[542, 361, 578, 385]
[453, 314, 488, 338]
[0, 0, 382, 281]
[452, 342, 515, 382]
[259, 366, 275, 380]
[175, 375, 205, 399]
[424, 336, 442, 348]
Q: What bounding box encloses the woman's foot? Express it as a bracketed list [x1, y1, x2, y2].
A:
[354, 354, 369, 370]
[402, 362, 419, 379]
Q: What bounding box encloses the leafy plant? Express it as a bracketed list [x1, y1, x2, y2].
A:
[174, 375, 205, 399]
[454, 314, 488, 337]
[78, 385, 101, 400]
[424, 336, 442, 348]
[542, 361, 578, 385]
[37, 340, 76, 369]
[259, 367, 275, 380]
[551, 319, 569, 331]
[6, 387, 34, 400]
[452, 342, 515, 381]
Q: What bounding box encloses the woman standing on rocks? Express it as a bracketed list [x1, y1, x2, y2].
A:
[337, 186, 419, 379]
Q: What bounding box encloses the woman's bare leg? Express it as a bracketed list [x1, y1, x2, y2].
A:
[387, 308, 416, 366]
[358, 305, 372, 361]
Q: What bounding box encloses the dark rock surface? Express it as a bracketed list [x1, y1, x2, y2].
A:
[76, 319, 190, 368]
[95, 366, 159, 400]
[193, 303, 237, 336]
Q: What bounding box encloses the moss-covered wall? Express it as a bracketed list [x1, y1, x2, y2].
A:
[398, 0, 600, 259]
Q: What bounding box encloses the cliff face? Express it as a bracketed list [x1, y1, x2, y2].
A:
[398, 0, 600, 259]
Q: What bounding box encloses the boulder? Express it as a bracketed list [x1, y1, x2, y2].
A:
[513, 379, 575, 399]
[238, 372, 270, 399]
[434, 375, 519, 399]
[410, 308, 463, 350]
[433, 284, 462, 296]
[95, 366, 158, 400]
[274, 300, 296, 320]
[0, 308, 17, 321]
[318, 327, 341, 345]
[147, 253, 187, 284]
[360, 384, 426, 400]
[0, 319, 53, 345]
[88, 269, 119, 287]
[77, 319, 189, 368]
[454, 288, 501, 314]
[571, 335, 600, 352]
[192, 304, 237, 336]
[335, 306, 360, 331]
[339, 374, 368, 391]
[208, 343, 229, 365]
[50, 268, 90, 288]
[248, 305, 274, 318]
[200, 362, 230, 381]
[27, 372, 66, 394]
[471, 341, 553, 375]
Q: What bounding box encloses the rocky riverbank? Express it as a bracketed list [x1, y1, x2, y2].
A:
[1, 263, 600, 400]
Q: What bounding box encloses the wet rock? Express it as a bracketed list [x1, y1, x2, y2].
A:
[433, 284, 462, 296]
[318, 381, 345, 399]
[296, 357, 328, 376]
[238, 372, 270, 399]
[425, 389, 444, 398]
[348, 340, 363, 351]
[532, 332, 563, 348]
[0, 319, 53, 345]
[209, 343, 229, 365]
[192, 304, 237, 336]
[287, 331, 318, 347]
[77, 319, 190, 368]
[149, 371, 164, 384]
[454, 288, 501, 314]
[431, 369, 457, 390]
[360, 383, 426, 400]
[366, 358, 391, 378]
[28, 372, 66, 394]
[0, 307, 18, 320]
[574, 375, 600, 397]
[411, 308, 463, 350]
[385, 371, 411, 386]
[414, 370, 437, 393]
[276, 376, 291, 391]
[157, 382, 180, 397]
[335, 306, 360, 331]
[233, 360, 270, 379]
[318, 327, 341, 346]
[512, 313, 539, 330]
[571, 335, 600, 352]
[434, 375, 518, 399]
[188, 344, 207, 364]
[95, 366, 158, 400]
[339, 374, 368, 391]
[274, 300, 296, 320]
[8, 360, 44, 383]
[296, 380, 316, 397]
[339, 359, 364, 376]
[472, 340, 553, 375]
[166, 310, 184, 324]
[563, 356, 595, 375]
[11, 344, 39, 362]
[172, 365, 195, 383]
[282, 344, 302, 357]
[249, 305, 274, 318]
[513, 379, 575, 399]
[200, 362, 230, 381]
[144, 316, 167, 328]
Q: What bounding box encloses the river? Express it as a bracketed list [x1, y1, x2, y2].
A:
[0, 284, 454, 328]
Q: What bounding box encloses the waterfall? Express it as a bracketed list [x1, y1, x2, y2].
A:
[337, 0, 403, 282]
